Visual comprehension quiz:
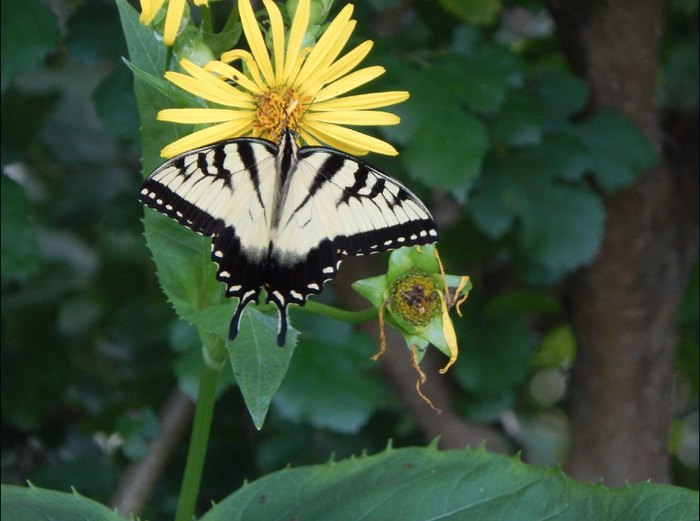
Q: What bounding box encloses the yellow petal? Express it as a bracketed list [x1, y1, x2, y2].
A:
[218, 50, 267, 92]
[302, 120, 399, 156]
[174, 60, 256, 107]
[314, 66, 385, 102]
[312, 91, 410, 111]
[160, 117, 256, 158]
[139, 0, 165, 24]
[437, 292, 458, 374]
[262, 0, 285, 86]
[305, 110, 400, 126]
[319, 40, 373, 87]
[301, 127, 370, 156]
[158, 108, 253, 124]
[238, 0, 275, 86]
[293, 3, 354, 88]
[204, 60, 263, 95]
[283, 0, 310, 81]
[297, 20, 356, 94]
[163, 0, 186, 46]
[193, 0, 208, 5]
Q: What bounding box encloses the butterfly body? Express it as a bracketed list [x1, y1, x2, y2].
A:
[139, 130, 438, 346]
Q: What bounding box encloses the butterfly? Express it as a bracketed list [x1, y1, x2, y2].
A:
[139, 130, 438, 346]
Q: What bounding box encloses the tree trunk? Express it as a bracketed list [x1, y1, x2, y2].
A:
[547, 0, 699, 484]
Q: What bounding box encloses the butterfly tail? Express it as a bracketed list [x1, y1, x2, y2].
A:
[275, 304, 289, 347]
[228, 291, 260, 341]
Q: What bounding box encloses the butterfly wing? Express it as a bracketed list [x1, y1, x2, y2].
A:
[267, 146, 438, 329]
[138, 138, 278, 341]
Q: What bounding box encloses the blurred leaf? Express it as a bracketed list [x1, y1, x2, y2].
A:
[439, 0, 501, 25]
[489, 91, 543, 146]
[1, 0, 60, 91]
[115, 407, 159, 460]
[531, 325, 576, 369]
[470, 155, 606, 272]
[198, 445, 699, 521]
[1, 484, 127, 521]
[1, 175, 40, 281]
[570, 109, 659, 192]
[452, 302, 536, 398]
[274, 317, 381, 434]
[1, 87, 58, 166]
[201, 4, 242, 58]
[403, 106, 489, 198]
[93, 65, 140, 143]
[66, 2, 126, 64]
[534, 68, 588, 124]
[661, 41, 699, 111]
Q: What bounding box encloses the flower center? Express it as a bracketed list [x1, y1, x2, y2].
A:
[390, 270, 441, 327]
[254, 88, 307, 141]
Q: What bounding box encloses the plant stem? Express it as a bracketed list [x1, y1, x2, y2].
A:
[302, 300, 378, 323]
[174, 363, 219, 521]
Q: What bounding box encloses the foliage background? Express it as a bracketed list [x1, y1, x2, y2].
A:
[1, 0, 698, 519]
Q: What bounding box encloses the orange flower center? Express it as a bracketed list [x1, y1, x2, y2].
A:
[254, 88, 309, 141]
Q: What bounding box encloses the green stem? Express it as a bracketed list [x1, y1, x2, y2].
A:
[174, 363, 219, 521]
[302, 300, 378, 323]
[164, 46, 173, 74]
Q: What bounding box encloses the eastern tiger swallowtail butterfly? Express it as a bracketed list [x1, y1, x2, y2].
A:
[139, 129, 438, 346]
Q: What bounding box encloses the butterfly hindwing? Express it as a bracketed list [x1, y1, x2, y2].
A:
[139, 131, 439, 347]
[139, 138, 279, 340]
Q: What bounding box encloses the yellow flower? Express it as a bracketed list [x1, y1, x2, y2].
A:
[157, 0, 409, 158]
[139, 0, 209, 47]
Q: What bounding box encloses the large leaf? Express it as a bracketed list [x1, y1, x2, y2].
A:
[198, 445, 699, 521]
[1, 484, 127, 521]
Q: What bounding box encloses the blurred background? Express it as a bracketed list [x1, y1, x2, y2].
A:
[1, 0, 697, 519]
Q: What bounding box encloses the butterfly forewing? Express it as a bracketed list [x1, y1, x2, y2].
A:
[139, 131, 438, 347]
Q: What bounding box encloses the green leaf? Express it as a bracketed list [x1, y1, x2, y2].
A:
[403, 107, 489, 199]
[489, 91, 543, 146]
[534, 68, 589, 124]
[1, 0, 61, 91]
[570, 108, 659, 191]
[439, 0, 501, 25]
[273, 317, 381, 433]
[453, 303, 536, 398]
[1, 484, 127, 521]
[65, 2, 126, 64]
[227, 308, 298, 429]
[197, 445, 699, 521]
[93, 65, 140, 143]
[469, 155, 606, 273]
[1, 175, 40, 281]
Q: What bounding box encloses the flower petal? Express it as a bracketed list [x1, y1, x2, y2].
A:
[163, 0, 186, 46]
[300, 127, 369, 156]
[204, 60, 263, 95]
[293, 3, 354, 88]
[305, 110, 400, 126]
[139, 0, 165, 24]
[238, 0, 275, 86]
[262, 0, 285, 86]
[302, 120, 399, 156]
[174, 60, 256, 107]
[283, 0, 310, 81]
[158, 108, 252, 124]
[218, 50, 267, 92]
[298, 21, 358, 95]
[312, 91, 410, 111]
[160, 117, 256, 158]
[319, 40, 373, 87]
[314, 66, 385, 102]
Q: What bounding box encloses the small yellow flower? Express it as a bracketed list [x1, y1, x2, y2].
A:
[139, 0, 209, 47]
[158, 0, 409, 158]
